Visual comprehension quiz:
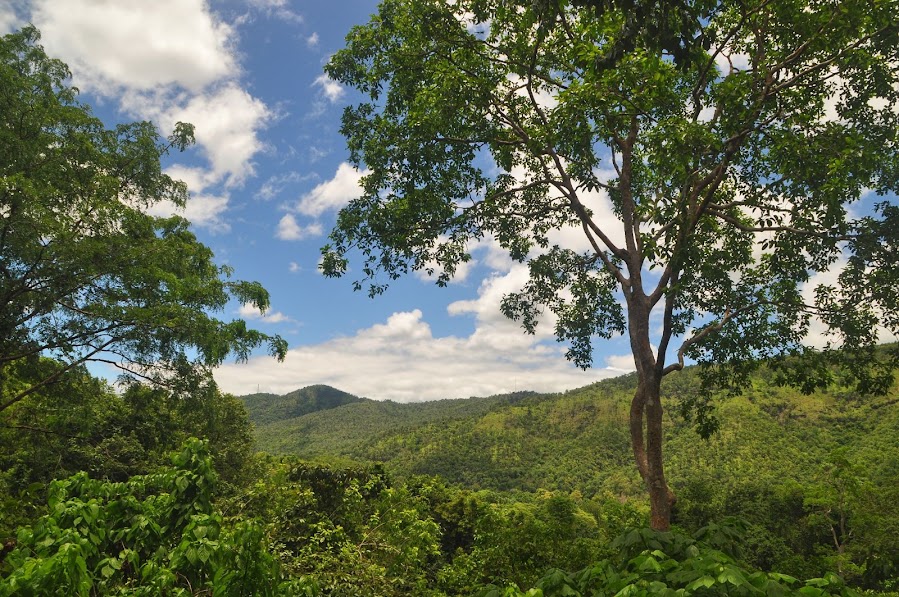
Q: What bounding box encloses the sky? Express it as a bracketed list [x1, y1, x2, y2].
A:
[3, 1, 892, 402]
[1, 0, 643, 401]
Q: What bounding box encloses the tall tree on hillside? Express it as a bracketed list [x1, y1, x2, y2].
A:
[320, 0, 899, 530]
[0, 27, 287, 414]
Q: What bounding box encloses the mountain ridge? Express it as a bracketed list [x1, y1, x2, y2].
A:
[239, 384, 368, 426]
[241, 366, 899, 498]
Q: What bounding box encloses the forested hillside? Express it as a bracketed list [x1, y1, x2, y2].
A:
[243, 364, 899, 592]
[241, 385, 367, 426]
[248, 367, 899, 498]
[246, 388, 541, 458]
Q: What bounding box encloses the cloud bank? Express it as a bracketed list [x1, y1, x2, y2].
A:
[214, 308, 621, 401]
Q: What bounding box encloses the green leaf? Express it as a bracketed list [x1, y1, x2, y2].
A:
[685, 575, 716, 591]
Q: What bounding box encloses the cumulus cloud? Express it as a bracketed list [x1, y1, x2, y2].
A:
[0, 6, 19, 33]
[296, 162, 368, 217]
[144, 165, 230, 232]
[448, 265, 559, 353]
[313, 74, 345, 103]
[605, 353, 636, 371]
[277, 214, 322, 240]
[24, 0, 275, 230]
[238, 303, 295, 324]
[147, 193, 231, 233]
[152, 83, 272, 187]
[31, 0, 237, 94]
[306, 32, 319, 48]
[214, 308, 620, 401]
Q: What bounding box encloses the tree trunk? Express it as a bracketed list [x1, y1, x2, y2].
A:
[630, 373, 676, 531]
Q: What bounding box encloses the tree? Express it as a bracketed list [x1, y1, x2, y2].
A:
[320, 0, 899, 529]
[0, 26, 287, 414]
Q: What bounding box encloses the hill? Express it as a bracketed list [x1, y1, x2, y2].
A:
[246, 366, 899, 500]
[246, 387, 544, 459]
[240, 384, 367, 426]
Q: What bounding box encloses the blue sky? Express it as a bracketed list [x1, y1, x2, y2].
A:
[2, 0, 637, 400]
[6, 1, 888, 401]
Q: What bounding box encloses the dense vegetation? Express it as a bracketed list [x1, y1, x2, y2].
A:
[244, 364, 899, 592]
[4, 359, 898, 594]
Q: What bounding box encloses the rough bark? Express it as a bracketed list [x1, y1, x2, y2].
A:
[627, 295, 676, 530]
[629, 374, 676, 530]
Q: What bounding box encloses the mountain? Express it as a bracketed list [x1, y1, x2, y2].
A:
[240, 384, 367, 426]
[245, 387, 543, 460]
[245, 366, 899, 499]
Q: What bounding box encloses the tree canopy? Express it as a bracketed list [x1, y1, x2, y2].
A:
[0, 26, 287, 413]
[321, 0, 899, 529]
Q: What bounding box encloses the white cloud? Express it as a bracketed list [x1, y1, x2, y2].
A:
[31, 0, 237, 94]
[164, 164, 219, 193]
[247, 0, 303, 24]
[238, 303, 294, 324]
[214, 308, 620, 401]
[25, 0, 274, 232]
[146, 192, 231, 233]
[448, 265, 559, 353]
[605, 353, 636, 371]
[313, 74, 345, 103]
[0, 6, 20, 33]
[155, 83, 271, 187]
[475, 235, 517, 272]
[288, 262, 301, 273]
[306, 32, 319, 48]
[277, 214, 322, 240]
[296, 162, 368, 217]
[256, 171, 315, 201]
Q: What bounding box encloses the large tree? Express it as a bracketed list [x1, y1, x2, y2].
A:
[0, 27, 287, 414]
[320, 0, 899, 529]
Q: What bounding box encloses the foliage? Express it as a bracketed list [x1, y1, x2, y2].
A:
[480, 525, 859, 596]
[246, 364, 899, 590]
[2, 360, 895, 594]
[231, 459, 440, 596]
[0, 362, 258, 539]
[0, 26, 286, 416]
[0, 439, 286, 596]
[320, 0, 899, 528]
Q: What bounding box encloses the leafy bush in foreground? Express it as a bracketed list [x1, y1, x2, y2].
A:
[0, 439, 291, 596]
[479, 525, 858, 597]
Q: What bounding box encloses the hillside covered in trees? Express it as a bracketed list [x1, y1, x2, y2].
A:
[246, 365, 899, 494]
[242, 363, 899, 584]
[4, 355, 898, 595]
